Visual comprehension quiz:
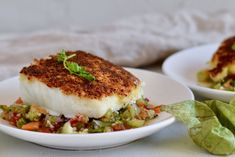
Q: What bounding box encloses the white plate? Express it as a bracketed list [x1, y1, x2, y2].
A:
[0, 68, 194, 150]
[163, 44, 235, 102]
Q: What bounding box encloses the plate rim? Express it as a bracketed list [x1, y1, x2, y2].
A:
[0, 68, 194, 136]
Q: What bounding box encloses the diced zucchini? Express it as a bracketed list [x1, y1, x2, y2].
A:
[228, 64, 235, 74]
[61, 121, 75, 134]
[26, 110, 41, 121]
[101, 109, 120, 122]
[197, 70, 210, 82]
[147, 110, 156, 119]
[212, 83, 222, 89]
[16, 118, 28, 128]
[0, 105, 10, 112]
[10, 104, 30, 114]
[127, 119, 145, 128]
[26, 104, 47, 121]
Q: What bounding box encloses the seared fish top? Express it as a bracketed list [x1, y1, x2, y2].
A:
[20, 51, 141, 99]
[209, 36, 235, 78]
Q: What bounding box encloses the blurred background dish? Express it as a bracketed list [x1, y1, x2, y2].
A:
[162, 43, 235, 102]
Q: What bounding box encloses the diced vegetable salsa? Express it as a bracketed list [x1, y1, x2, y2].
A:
[197, 70, 235, 91]
[0, 98, 160, 134]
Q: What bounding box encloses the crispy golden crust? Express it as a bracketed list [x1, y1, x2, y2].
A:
[20, 51, 141, 99]
[209, 36, 235, 76]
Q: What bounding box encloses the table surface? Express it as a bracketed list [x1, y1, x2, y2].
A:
[0, 63, 229, 157]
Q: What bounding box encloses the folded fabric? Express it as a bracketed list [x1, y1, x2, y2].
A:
[0, 11, 235, 80]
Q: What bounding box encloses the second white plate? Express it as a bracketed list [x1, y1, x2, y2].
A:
[162, 44, 235, 102]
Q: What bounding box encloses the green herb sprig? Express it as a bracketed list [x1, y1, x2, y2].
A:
[57, 50, 95, 81]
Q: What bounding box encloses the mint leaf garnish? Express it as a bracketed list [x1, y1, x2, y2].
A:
[57, 50, 95, 81]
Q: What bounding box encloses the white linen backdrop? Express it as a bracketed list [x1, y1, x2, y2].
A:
[0, 11, 235, 80]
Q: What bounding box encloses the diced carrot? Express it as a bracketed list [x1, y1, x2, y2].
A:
[154, 106, 161, 114]
[136, 101, 146, 108]
[10, 113, 21, 126]
[224, 79, 232, 88]
[22, 122, 41, 131]
[138, 108, 148, 120]
[112, 123, 126, 131]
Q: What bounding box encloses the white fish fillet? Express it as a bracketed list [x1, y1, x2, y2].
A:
[19, 74, 143, 118]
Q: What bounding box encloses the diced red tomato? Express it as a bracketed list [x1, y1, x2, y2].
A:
[70, 114, 88, 127]
[70, 119, 78, 127]
[10, 112, 21, 126]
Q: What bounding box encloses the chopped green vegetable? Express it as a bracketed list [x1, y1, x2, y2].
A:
[0, 105, 10, 112]
[93, 120, 111, 128]
[197, 70, 210, 82]
[212, 83, 221, 89]
[45, 115, 58, 128]
[16, 118, 28, 128]
[78, 128, 89, 134]
[232, 43, 235, 51]
[9, 104, 30, 114]
[230, 96, 235, 106]
[57, 50, 95, 81]
[121, 105, 137, 120]
[61, 121, 75, 134]
[76, 123, 85, 131]
[147, 110, 156, 119]
[161, 100, 235, 155]
[0, 97, 159, 134]
[127, 119, 145, 128]
[88, 127, 105, 133]
[26, 105, 44, 121]
[101, 109, 120, 122]
[233, 80, 235, 88]
[47, 115, 58, 124]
